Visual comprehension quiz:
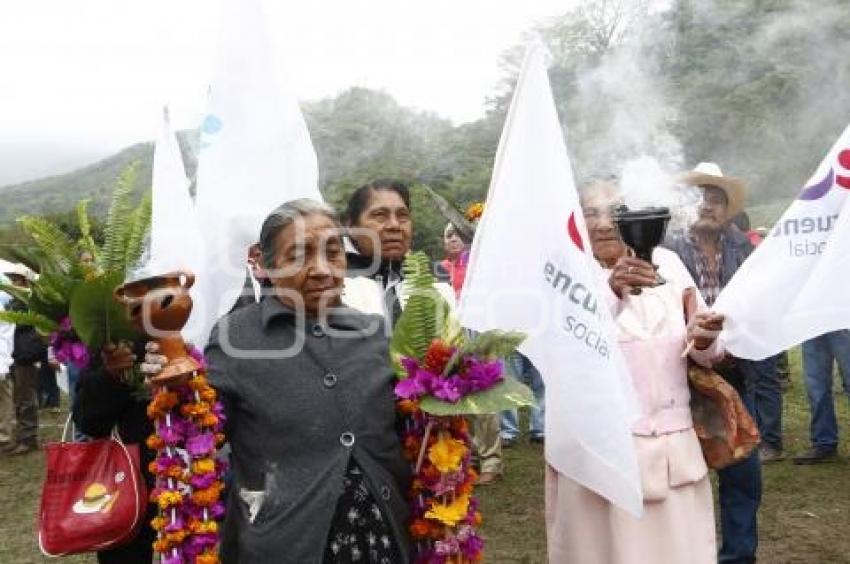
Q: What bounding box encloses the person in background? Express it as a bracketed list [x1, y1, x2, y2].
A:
[439, 223, 469, 299]
[438, 221, 505, 485]
[38, 347, 61, 412]
[547, 179, 722, 563]
[665, 162, 762, 564]
[500, 353, 545, 447]
[74, 339, 156, 563]
[730, 211, 785, 462]
[6, 263, 45, 456]
[343, 179, 413, 326]
[793, 330, 850, 464]
[0, 265, 15, 453]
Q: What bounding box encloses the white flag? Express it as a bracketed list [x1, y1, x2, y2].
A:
[188, 0, 322, 346]
[149, 106, 203, 275]
[459, 43, 642, 516]
[714, 124, 850, 360]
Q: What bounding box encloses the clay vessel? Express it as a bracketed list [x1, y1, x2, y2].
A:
[114, 270, 200, 384]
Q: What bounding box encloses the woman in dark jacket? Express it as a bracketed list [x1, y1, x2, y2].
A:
[200, 199, 410, 563]
[73, 340, 157, 564]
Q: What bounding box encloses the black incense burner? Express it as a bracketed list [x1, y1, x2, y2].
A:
[613, 205, 671, 291]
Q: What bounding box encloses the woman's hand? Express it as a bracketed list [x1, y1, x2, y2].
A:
[608, 256, 658, 298]
[102, 342, 136, 379]
[140, 341, 168, 381]
[688, 312, 725, 350]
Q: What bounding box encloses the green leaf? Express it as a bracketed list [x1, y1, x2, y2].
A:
[101, 164, 137, 273]
[0, 310, 58, 335]
[390, 252, 454, 366]
[76, 199, 99, 260]
[69, 273, 139, 349]
[463, 330, 526, 359]
[17, 215, 78, 274]
[124, 192, 151, 271]
[418, 374, 535, 416]
[0, 282, 32, 307]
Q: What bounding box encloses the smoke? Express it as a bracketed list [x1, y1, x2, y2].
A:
[619, 155, 701, 232]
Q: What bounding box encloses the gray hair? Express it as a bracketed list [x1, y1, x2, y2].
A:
[259, 198, 340, 268]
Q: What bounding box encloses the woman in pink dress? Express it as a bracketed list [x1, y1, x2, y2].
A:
[546, 181, 725, 563]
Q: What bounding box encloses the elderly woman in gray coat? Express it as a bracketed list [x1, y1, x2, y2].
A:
[205, 199, 410, 563]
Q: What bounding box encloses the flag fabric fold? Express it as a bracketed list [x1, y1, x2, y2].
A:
[713, 124, 850, 360]
[459, 42, 642, 516]
[187, 0, 322, 346]
[149, 106, 203, 276]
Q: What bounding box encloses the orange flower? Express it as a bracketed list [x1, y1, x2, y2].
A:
[192, 458, 216, 474]
[156, 490, 183, 510]
[472, 510, 483, 527]
[192, 481, 224, 507]
[200, 413, 219, 428]
[150, 516, 167, 531]
[153, 538, 171, 553]
[165, 530, 188, 544]
[465, 202, 484, 221]
[409, 519, 432, 538]
[166, 466, 185, 480]
[146, 434, 165, 450]
[397, 399, 419, 415]
[196, 551, 220, 564]
[200, 388, 217, 402]
[427, 435, 467, 473]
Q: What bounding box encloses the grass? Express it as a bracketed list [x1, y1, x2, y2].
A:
[2, 352, 849, 563]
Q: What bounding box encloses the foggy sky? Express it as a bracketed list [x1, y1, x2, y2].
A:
[0, 0, 573, 186]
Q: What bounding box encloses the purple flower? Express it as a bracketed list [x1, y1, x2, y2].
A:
[59, 316, 72, 332]
[459, 531, 484, 558]
[187, 345, 208, 370]
[190, 472, 218, 490]
[161, 551, 183, 564]
[395, 376, 426, 400]
[186, 433, 216, 457]
[432, 377, 463, 403]
[163, 514, 185, 533]
[464, 358, 503, 391]
[401, 356, 419, 376]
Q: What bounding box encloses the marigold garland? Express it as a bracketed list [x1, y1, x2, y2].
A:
[146, 348, 227, 563]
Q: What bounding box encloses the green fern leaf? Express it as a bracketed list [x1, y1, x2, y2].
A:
[101, 164, 137, 272]
[17, 216, 78, 274]
[0, 282, 31, 307]
[0, 310, 58, 335]
[124, 193, 151, 272]
[390, 252, 453, 373]
[76, 199, 99, 260]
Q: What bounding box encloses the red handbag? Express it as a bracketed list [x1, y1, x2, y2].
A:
[38, 418, 148, 556]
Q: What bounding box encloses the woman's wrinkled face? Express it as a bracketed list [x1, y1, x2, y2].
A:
[443, 227, 466, 258]
[582, 194, 627, 267]
[351, 189, 412, 261]
[265, 213, 346, 316]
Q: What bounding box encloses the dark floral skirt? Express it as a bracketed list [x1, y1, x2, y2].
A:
[323, 461, 400, 563]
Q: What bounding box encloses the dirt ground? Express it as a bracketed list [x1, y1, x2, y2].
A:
[2, 351, 849, 563]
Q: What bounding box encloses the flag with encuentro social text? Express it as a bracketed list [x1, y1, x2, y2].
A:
[713, 123, 850, 360]
[459, 42, 642, 517]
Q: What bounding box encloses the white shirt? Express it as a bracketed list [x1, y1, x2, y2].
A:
[0, 295, 14, 377]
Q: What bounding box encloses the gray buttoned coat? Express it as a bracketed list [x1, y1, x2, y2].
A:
[205, 297, 411, 563]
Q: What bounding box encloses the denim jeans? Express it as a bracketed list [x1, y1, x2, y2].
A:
[500, 352, 545, 440]
[801, 330, 850, 449]
[67, 364, 89, 442]
[717, 361, 762, 564]
[753, 355, 783, 450]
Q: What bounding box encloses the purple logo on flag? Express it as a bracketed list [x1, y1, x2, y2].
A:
[798, 149, 850, 200]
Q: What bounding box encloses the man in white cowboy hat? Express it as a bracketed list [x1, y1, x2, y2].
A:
[665, 163, 762, 564]
[2, 261, 45, 455]
[0, 260, 17, 453]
